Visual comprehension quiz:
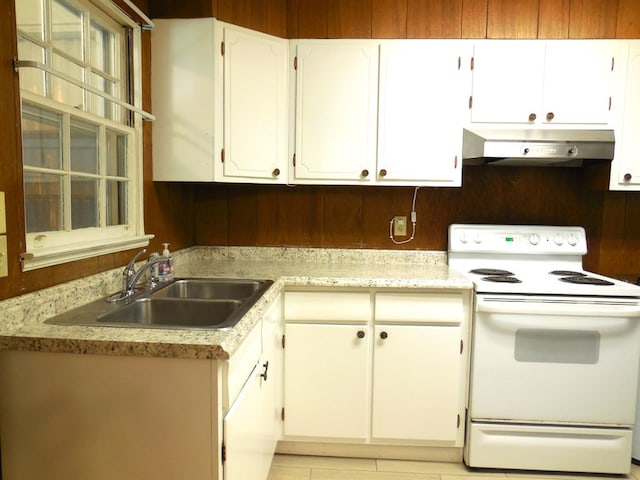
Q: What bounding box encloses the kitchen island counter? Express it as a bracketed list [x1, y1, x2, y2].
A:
[0, 247, 471, 360]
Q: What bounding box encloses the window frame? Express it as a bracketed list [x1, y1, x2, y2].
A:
[16, 0, 152, 271]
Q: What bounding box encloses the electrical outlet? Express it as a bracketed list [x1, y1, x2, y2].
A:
[393, 216, 407, 236]
[0, 235, 7, 278]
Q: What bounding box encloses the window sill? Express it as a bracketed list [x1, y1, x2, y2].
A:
[21, 234, 154, 271]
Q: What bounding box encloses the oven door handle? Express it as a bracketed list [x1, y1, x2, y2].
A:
[476, 296, 640, 317]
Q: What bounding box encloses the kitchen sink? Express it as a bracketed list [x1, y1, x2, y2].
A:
[45, 278, 273, 330]
[151, 278, 264, 300]
[97, 298, 243, 329]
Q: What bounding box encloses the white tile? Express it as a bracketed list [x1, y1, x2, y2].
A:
[377, 459, 488, 475]
[310, 468, 439, 480]
[272, 454, 377, 471]
[267, 466, 312, 480]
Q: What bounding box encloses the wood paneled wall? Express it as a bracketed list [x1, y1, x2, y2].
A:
[1, 0, 640, 301]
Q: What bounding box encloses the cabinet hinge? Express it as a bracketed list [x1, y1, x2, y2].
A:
[221, 443, 226, 462]
[457, 56, 461, 70]
[457, 414, 461, 429]
[281, 407, 285, 421]
[292, 153, 296, 167]
[454, 155, 458, 169]
[460, 339, 463, 354]
[468, 96, 473, 109]
[611, 56, 615, 72]
[221, 148, 225, 163]
[221, 41, 225, 56]
[281, 334, 286, 349]
[609, 96, 612, 111]
[470, 57, 474, 71]
[294, 56, 297, 70]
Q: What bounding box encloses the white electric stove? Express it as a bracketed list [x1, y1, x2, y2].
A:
[448, 224, 640, 474]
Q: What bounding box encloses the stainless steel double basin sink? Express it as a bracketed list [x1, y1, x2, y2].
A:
[45, 278, 273, 330]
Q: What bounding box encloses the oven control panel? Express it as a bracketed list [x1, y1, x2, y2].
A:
[448, 224, 587, 255]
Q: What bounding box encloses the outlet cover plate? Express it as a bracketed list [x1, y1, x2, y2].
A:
[0, 235, 7, 278]
[393, 216, 407, 236]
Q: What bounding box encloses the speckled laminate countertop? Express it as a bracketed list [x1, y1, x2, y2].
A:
[0, 247, 472, 360]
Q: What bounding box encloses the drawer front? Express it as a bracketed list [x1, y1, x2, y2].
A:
[375, 292, 464, 324]
[284, 291, 371, 323]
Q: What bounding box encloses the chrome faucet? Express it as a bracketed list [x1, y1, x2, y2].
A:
[108, 249, 169, 303]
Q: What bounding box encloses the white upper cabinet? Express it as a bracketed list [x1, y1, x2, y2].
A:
[610, 41, 640, 190]
[377, 41, 471, 186]
[152, 18, 288, 182]
[220, 26, 288, 182]
[291, 41, 379, 184]
[152, 18, 217, 181]
[471, 40, 616, 125]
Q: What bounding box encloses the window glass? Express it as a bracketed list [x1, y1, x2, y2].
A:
[90, 20, 115, 75]
[106, 128, 127, 176]
[70, 118, 98, 174]
[106, 180, 127, 226]
[24, 172, 64, 233]
[51, 53, 84, 108]
[15, 0, 44, 41]
[22, 104, 63, 170]
[70, 176, 98, 228]
[51, 0, 84, 60]
[17, 39, 46, 95]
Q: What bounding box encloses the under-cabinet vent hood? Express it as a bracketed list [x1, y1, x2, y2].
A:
[462, 128, 615, 166]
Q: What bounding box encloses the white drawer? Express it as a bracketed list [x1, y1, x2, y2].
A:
[375, 292, 464, 324]
[284, 291, 371, 323]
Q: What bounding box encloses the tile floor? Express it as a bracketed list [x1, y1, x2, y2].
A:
[267, 454, 640, 480]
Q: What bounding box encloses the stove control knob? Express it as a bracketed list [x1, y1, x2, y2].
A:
[473, 233, 482, 244]
[567, 234, 578, 246]
[458, 232, 468, 244]
[554, 234, 564, 246]
[528, 234, 540, 245]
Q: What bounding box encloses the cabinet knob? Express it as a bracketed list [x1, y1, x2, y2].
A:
[528, 113, 537, 122]
[624, 173, 633, 182]
[260, 361, 269, 381]
[356, 330, 365, 339]
[272, 168, 280, 177]
[380, 331, 388, 340]
[546, 112, 555, 121]
[361, 169, 369, 178]
[379, 169, 387, 178]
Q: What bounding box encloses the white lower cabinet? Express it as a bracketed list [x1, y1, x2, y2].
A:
[283, 289, 471, 447]
[371, 324, 462, 442]
[223, 295, 282, 480]
[284, 323, 371, 439]
[0, 296, 283, 480]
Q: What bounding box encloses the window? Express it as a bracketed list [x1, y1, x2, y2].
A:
[15, 0, 152, 270]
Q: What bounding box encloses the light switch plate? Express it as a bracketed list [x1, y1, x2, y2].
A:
[0, 235, 7, 278]
[0, 192, 5, 234]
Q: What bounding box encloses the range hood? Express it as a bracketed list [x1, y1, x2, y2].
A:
[462, 128, 615, 166]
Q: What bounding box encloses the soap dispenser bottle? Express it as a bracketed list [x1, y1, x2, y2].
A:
[158, 243, 174, 281]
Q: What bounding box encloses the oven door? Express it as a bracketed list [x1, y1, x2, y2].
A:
[470, 295, 640, 426]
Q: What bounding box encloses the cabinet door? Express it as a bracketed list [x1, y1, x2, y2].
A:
[470, 41, 545, 124]
[151, 18, 216, 181]
[224, 363, 272, 480]
[372, 325, 463, 443]
[292, 41, 379, 183]
[284, 323, 370, 439]
[219, 24, 288, 183]
[612, 41, 640, 189]
[261, 295, 283, 454]
[542, 41, 614, 124]
[377, 41, 470, 186]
